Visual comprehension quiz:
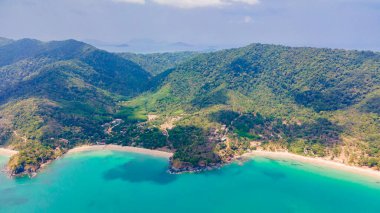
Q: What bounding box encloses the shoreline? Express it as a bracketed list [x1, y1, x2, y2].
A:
[0, 148, 18, 157]
[245, 150, 380, 180]
[67, 145, 174, 158]
[3, 145, 380, 180]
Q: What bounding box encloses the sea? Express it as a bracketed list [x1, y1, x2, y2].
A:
[1, 150, 380, 213]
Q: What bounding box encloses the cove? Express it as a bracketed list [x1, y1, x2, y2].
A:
[1, 151, 380, 213]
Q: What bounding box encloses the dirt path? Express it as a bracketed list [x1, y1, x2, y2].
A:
[13, 131, 27, 143]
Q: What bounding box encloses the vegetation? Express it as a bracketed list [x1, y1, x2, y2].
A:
[0, 39, 379, 175]
[135, 43, 380, 170]
[119, 52, 199, 76]
[7, 141, 62, 176]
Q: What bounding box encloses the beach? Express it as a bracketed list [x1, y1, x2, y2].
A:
[3, 144, 380, 180]
[0, 148, 18, 157]
[246, 150, 380, 180]
[67, 144, 173, 158]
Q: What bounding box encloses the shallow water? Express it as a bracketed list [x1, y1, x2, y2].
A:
[1, 151, 380, 213]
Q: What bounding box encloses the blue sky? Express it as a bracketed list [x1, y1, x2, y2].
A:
[0, 0, 379, 51]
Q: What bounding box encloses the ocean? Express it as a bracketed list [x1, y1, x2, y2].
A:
[1, 151, 380, 212]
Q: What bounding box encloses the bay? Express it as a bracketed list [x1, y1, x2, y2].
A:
[1, 151, 380, 213]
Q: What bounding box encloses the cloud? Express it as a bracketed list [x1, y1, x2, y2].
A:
[113, 0, 145, 4]
[154, 0, 260, 8]
[243, 15, 254, 23]
[113, 0, 260, 8]
[153, 0, 224, 8]
[230, 0, 259, 5]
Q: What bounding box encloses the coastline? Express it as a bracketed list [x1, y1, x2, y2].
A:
[245, 150, 380, 180]
[0, 148, 18, 157]
[3, 144, 380, 180]
[66, 146, 380, 179]
[67, 145, 174, 158]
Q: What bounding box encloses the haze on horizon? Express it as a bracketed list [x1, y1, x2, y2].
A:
[0, 0, 380, 51]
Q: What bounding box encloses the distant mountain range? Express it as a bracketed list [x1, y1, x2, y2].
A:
[0, 37, 14, 47]
[84, 39, 223, 53]
[0, 37, 379, 176]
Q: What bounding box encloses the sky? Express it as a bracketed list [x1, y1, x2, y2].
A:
[0, 0, 380, 51]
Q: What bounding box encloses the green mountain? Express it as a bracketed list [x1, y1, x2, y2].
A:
[124, 44, 380, 171]
[149, 44, 379, 112]
[1, 40, 379, 176]
[0, 39, 150, 95]
[119, 52, 199, 76]
[0, 39, 151, 175]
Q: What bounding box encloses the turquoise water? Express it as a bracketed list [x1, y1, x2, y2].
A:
[1, 151, 380, 213]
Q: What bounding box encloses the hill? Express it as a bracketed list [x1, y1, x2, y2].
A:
[123, 44, 380, 172]
[0, 39, 151, 176]
[119, 52, 199, 76]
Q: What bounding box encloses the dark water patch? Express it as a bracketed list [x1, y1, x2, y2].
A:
[198, 168, 224, 176]
[1, 187, 17, 195]
[265, 158, 281, 164]
[0, 197, 29, 206]
[103, 158, 176, 184]
[197, 166, 234, 177]
[263, 157, 303, 167]
[259, 169, 287, 180]
[13, 175, 32, 184]
[199, 161, 252, 177]
[290, 163, 303, 167]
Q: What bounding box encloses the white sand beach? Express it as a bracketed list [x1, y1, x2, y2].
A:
[0, 148, 18, 157]
[67, 145, 173, 158]
[246, 150, 380, 179]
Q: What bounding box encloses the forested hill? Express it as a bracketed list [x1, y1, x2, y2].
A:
[151, 43, 380, 113]
[0, 39, 151, 98]
[0, 38, 151, 176]
[128, 43, 380, 171]
[1, 39, 379, 176]
[119, 52, 199, 76]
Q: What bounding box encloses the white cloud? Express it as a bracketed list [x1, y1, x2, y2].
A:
[153, 0, 223, 8]
[113, 0, 145, 4]
[230, 0, 259, 5]
[243, 15, 254, 23]
[154, 0, 260, 8]
[112, 0, 260, 8]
